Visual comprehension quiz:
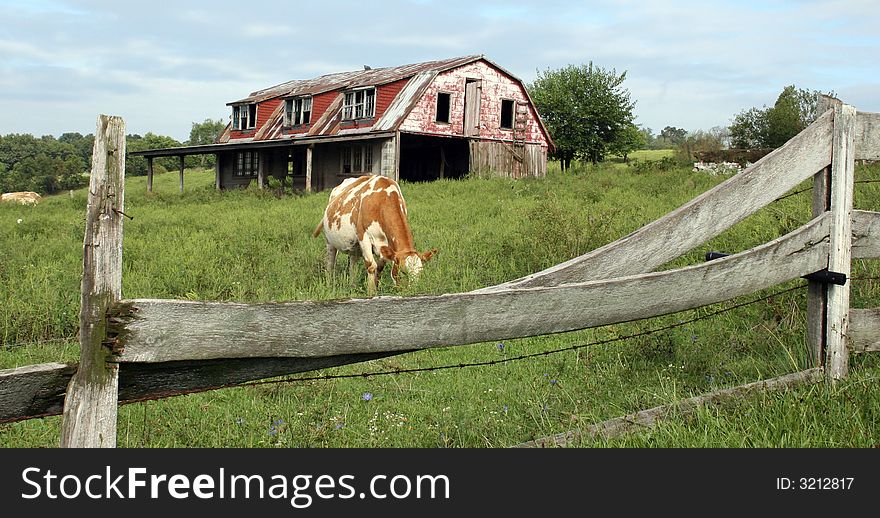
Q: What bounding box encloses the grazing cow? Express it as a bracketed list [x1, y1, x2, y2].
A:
[313, 175, 436, 295]
[1, 192, 41, 206]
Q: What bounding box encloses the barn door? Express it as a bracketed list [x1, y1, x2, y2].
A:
[464, 79, 482, 137]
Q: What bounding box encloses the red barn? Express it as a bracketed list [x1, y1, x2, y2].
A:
[130, 55, 553, 192]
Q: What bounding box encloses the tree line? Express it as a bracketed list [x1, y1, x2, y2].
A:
[0, 119, 225, 195]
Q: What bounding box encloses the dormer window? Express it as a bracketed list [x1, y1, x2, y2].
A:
[232, 103, 257, 130]
[342, 87, 375, 120]
[285, 96, 312, 126]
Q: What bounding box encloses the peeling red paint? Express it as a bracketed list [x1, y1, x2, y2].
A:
[399, 61, 549, 148]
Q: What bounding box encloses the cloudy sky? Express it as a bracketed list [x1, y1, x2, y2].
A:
[1, 0, 878, 141]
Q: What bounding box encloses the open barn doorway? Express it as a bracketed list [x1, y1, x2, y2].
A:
[399, 133, 469, 182]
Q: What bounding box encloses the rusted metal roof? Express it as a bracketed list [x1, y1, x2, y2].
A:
[209, 54, 553, 150]
[228, 55, 482, 105]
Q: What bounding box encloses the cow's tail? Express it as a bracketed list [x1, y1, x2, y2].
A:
[312, 221, 324, 238]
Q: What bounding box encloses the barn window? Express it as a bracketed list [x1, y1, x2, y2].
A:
[436, 92, 451, 123]
[340, 144, 374, 174]
[232, 103, 257, 130]
[285, 96, 312, 126]
[233, 151, 259, 176]
[500, 99, 514, 130]
[364, 145, 373, 171]
[341, 146, 352, 173]
[343, 88, 376, 120]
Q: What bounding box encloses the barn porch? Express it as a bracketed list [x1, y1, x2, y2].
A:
[129, 132, 548, 192]
[127, 132, 398, 193]
[398, 133, 469, 182]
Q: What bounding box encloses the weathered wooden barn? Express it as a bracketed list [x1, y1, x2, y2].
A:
[129, 55, 553, 192]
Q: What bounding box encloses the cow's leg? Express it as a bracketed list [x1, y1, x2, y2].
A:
[358, 238, 379, 296]
[348, 252, 360, 285]
[325, 242, 338, 282]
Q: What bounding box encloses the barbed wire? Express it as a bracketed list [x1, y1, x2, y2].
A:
[1, 336, 77, 349]
[118, 282, 810, 406]
[773, 178, 880, 203]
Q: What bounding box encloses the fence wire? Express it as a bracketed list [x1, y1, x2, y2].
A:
[774, 178, 880, 203]
[117, 281, 811, 405]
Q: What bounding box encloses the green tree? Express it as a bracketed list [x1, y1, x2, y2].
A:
[126, 132, 184, 176]
[660, 126, 687, 146]
[528, 62, 636, 170]
[608, 122, 646, 163]
[59, 132, 95, 167]
[188, 118, 226, 167]
[729, 86, 832, 149]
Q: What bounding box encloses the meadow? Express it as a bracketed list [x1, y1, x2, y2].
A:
[2, 154, 879, 447]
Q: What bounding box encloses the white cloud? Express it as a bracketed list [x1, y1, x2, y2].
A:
[241, 23, 293, 38]
[1, 0, 878, 139]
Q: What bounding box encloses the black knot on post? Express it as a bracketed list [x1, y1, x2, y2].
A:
[803, 269, 847, 286]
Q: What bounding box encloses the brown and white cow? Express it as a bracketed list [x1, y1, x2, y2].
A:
[313, 175, 436, 295]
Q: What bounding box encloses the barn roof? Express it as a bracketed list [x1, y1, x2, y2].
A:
[227, 55, 483, 105]
[130, 54, 554, 157]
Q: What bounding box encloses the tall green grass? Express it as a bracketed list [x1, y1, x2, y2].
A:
[1, 160, 879, 447]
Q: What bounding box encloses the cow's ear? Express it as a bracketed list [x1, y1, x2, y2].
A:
[420, 248, 438, 262]
[379, 246, 395, 261]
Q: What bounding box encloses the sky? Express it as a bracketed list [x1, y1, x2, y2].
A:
[0, 0, 878, 142]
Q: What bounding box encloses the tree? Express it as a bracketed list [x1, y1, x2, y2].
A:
[59, 132, 95, 168]
[660, 126, 687, 146]
[0, 134, 88, 194]
[126, 133, 184, 176]
[528, 62, 636, 170]
[608, 123, 646, 163]
[188, 118, 227, 167]
[729, 86, 832, 149]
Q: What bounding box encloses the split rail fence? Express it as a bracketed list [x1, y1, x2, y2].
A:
[1, 98, 879, 447]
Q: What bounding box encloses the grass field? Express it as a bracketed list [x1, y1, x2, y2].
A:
[2, 156, 879, 448]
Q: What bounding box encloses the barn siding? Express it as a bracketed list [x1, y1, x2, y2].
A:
[469, 141, 547, 178]
[399, 61, 548, 147]
[375, 79, 408, 121]
[257, 99, 282, 131]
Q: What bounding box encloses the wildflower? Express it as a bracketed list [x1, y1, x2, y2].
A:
[691, 334, 698, 343]
[335, 423, 345, 430]
[362, 392, 373, 401]
[268, 426, 278, 437]
[274, 418, 285, 426]
[16, 219, 22, 224]
[235, 417, 245, 425]
[496, 342, 505, 351]
[549, 379, 558, 385]
[502, 405, 509, 413]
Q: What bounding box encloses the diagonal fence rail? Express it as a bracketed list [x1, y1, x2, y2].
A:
[1, 99, 879, 447]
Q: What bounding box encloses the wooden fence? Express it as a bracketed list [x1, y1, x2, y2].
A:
[2, 98, 879, 447]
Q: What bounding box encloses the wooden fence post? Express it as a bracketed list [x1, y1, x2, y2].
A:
[806, 166, 830, 367]
[826, 101, 857, 383]
[806, 95, 836, 369]
[59, 115, 125, 447]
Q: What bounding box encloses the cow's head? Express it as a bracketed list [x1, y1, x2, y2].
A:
[386, 248, 437, 283]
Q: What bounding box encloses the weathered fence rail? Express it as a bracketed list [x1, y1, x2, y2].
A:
[2, 98, 879, 447]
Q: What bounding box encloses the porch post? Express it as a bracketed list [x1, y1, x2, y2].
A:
[214, 153, 221, 190]
[257, 151, 265, 189]
[146, 156, 153, 193]
[178, 155, 184, 193]
[305, 145, 313, 193]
